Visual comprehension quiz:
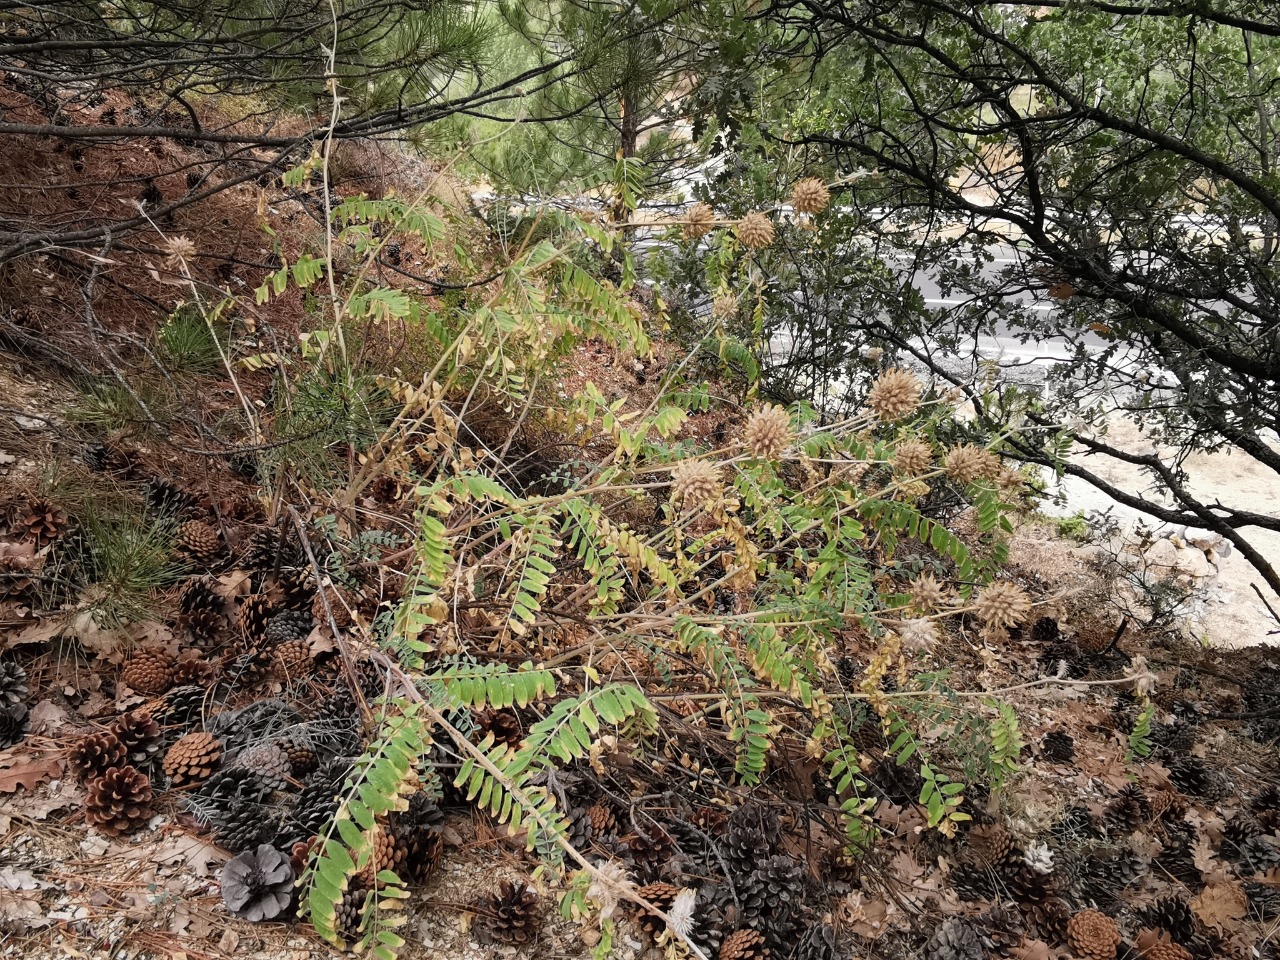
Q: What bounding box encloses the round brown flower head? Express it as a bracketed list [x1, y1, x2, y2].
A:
[893, 438, 933, 476]
[683, 202, 715, 240]
[974, 581, 1033, 631]
[791, 177, 831, 215]
[898, 618, 938, 653]
[908, 572, 950, 615]
[996, 466, 1026, 498]
[165, 235, 197, 270]
[1066, 909, 1120, 960]
[670, 460, 721, 510]
[711, 292, 738, 319]
[944, 444, 1000, 484]
[866, 368, 922, 422]
[742, 404, 792, 460]
[736, 211, 775, 250]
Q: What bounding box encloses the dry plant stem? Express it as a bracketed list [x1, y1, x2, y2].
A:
[365, 650, 712, 960]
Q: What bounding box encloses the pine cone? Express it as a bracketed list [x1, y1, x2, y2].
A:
[475, 707, 524, 748]
[213, 799, 283, 852]
[393, 816, 445, 884]
[473, 879, 539, 945]
[85, 765, 153, 834]
[740, 854, 804, 946]
[121, 648, 175, 695]
[1244, 881, 1280, 921]
[719, 928, 769, 960]
[277, 735, 320, 777]
[178, 576, 224, 640]
[979, 903, 1025, 957]
[110, 709, 162, 766]
[634, 881, 680, 938]
[1251, 785, 1280, 832]
[670, 459, 721, 510]
[232, 743, 292, 780]
[1132, 897, 1198, 944]
[156, 684, 208, 727]
[1136, 937, 1193, 960]
[1067, 909, 1120, 960]
[244, 528, 303, 573]
[965, 823, 1016, 870]
[927, 918, 984, 960]
[742, 405, 791, 460]
[790, 177, 830, 215]
[1029, 617, 1061, 644]
[277, 567, 315, 610]
[14, 497, 69, 545]
[1042, 730, 1075, 762]
[684, 202, 716, 240]
[586, 802, 619, 839]
[1166, 757, 1229, 801]
[354, 821, 414, 888]
[220, 843, 294, 921]
[736, 212, 775, 250]
[0, 703, 27, 748]
[1232, 834, 1280, 875]
[721, 807, 777, 873]
[144, 477, 193, 517]
[69, 731, 128, 782]
[164, 731, 223, 786]
[1008, 863, 1056, 905]
[1023, 896, 1071, 942]
[172, 653, 215, 686]
[264, 610, 312, 646]
[178, 520, 222, 566]
[944, 444, 1000, 484]
[335, 885, 369, 941]
[311, 583, 353, 629]
[1146, 789, 1185, 823]
[290, 758, 355, 839]
[974, 582, 1033, 632]
[866, 368, 921, 422]
[238, 593, 275, 641]
[793, 922, 837, 960]
[625, 825, 678, 878]
[893, 439, 933, 476]
[1104, 784, 1149, 835]
[0, 660, 29, 707]
[272, 638, 313, 682]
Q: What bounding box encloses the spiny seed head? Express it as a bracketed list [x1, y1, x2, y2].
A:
[670, 460, 721, 510]
[974, 581, 1033, 631]
[866, 368, 922, 422]
[742, 404, 792, 460]
[736, 211, 775, 250]
[893, 438, 933, 476]
[791, 177, 831, 215]
[711, 292, 738, 319]
[165, 236, 197, 269]
[899, 618, 938, 652]
[944, 444, 1000, 484]
[996, 467, 1026, 498]
[684, 202, 715, 240]
[909, 572, 950, 614]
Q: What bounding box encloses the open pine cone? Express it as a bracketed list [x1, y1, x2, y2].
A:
[177, 520, 222, 566]
[14, 497, 69, 546]
[220, 843, 294, 921]
[238, 593, 275, 641]
[473, 879, 539, 945]
[178, 576, 224, 639]
[791, 177, 830, 215]
[736, 212, 775, 250]
[1134, 929, 1192, 960]
[633, 881, 680, 938]
[120, 648, 175, 695]
[475, 706, 524, 748]
[69, 731, 128, 782]
[85, 765, 153, 834]
[742, 404, 791, 460]
[272, 638, 313, 682]
[719, 928, 769, 960]
[965, 823, 1016, 871]
[684, 202, 716, 240]
[232, 743, 292, 780]
[1067, 909, 1120, 960]
[311, 583, 353, 629]
[865, 368, 922, 422]
[172, 652, 215, 686]
[164, 731, 223, 786]
[110, 709, 162, 766]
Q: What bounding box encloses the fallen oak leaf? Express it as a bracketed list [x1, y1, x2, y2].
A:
[1191, 878, 1247, 934]
[0, 756, 62, 793]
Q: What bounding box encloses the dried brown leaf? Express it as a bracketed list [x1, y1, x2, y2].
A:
[1191, 879, 1247, 934]
[0, 756, 62, 793]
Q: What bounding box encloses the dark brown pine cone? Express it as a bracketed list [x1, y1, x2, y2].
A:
[980, 903, 1025, 957]
[1042, 730, 1075, 762]
[109, 708, 162, 766]
[264, 609, 312, 646]
[1008, 862, 1057, 906]
[1103, 783, 1149, 835]
[163, 731, 223, 786]
[177, 520, 222, 566]
[237, 593, 275, 642]
[719, 928, 769, 960]
[178, 576, 224, 640]
[69, 731, 128, 782]
[1132, 896, 1198, 944]
[1023, 896, 1071, 943]
[586, 802, 619, 839]
[276, 568, 314, 610]
[311, 583, 353, 629]
[278, 735, 320, 776]
[625, 825, 677, 875]
[1252, 785, 1280, 834]
[392, 817, 444, 884]
[335, 885, 369, 942]
[231, 743, 292, 780]
[965, 823, 1016, 870]
[120, 648, 175, 695]
[472, 880, 539, 945]
[85, 765, 153, 834]
[474, 707, 524, 747]
[272, 638, 313, 682]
